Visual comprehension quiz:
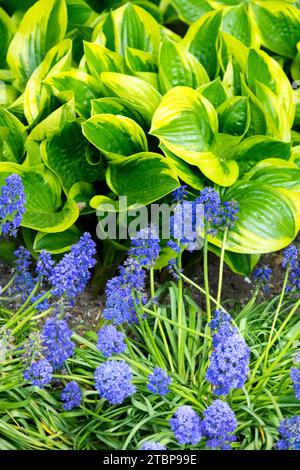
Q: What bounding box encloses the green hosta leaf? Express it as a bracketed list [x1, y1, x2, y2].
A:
[222, 57, 242, 97]
[24, 39, 72, 125]
[7, 0, 68, 90]
[44, 69, 101, 118]
[112, 3, 160, 55]
[0, 162, 79, 232]
[66, 0, 98, 30]
[69, 181, 96, 214]
[27, 99, 76, 141]
[251, 1, 300, 58]
[150, 86, 239, 186]
[244, 158, 300, 192]
[106, 152, 179, 206]
[161, 144, 204, 190]
[125, 47, 158, 88]
[233, 136, 291, 173]
[0, 7, 15, 68]
[159, 37, 209, 94]
[33, 225, 82, 253]
[219, 31, 248, 74]
[82, 114, 148, 160]
[84, 42, 124, 77]
[198, 78, 229, 109]
[221, 3, 260, 48]
[241, 77, 268, 136]
[0, 107, 26, 163]
[0, 82, 18, 107]
[91, 97, 147, 128]
[100, 72, 161, 124]
[41, 120, 105, 193]
[169, 0, 213, 24]
[217, 96, 250, 136]
[212, 182, 300, 254]
[182, 11, 222, 79]
[246, 49, 295, 127]
[209, 244, 260, 276]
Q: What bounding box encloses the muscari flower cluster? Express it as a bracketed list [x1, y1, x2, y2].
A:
[0, 174, 25, 237]
[61, 381, 82, 411]
[252, 265, 273, 293]
[97, 324, 126, 357]
[41, 317, 75, 368]
[147, 367, 171, 396]
[140, 442, 167, 450]
[23, 359, 53, 388]
[169, 405, 202, 445]
[281, 244, 300, 292]
[290, 354, 300, 400]
[201, 399, 238, 450]
[94, 360, 135, 405]
[206, 310, 250, 395]
[276, 416, 300, 450]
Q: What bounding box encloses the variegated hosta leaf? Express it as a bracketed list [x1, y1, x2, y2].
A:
[41, 120, 105, 194]
[221, 3, 260, 48]
[251, 1, 300, 58]
[210, 182, 300, 254]
[169, 0, 213, 24]
[219, 31, 249, 74]
[84, 41, 124, 77]
[100, 72, 161, 124]
[159, 37, 209, 93]
[243, 158, 300, 193]
[182, 11, 222, 79]
[82, 114, 148, 159]
[7, 0, 67, 90]
[198, 78, 229, 108]
[150, 86, 239, 186]
[217, 96, 250, 136]
[33, 225, 82, 254]
[0, 162, 79, 232]
[91, 97, 147, 128]
[24, 39, 72, 125]
[0, 7, 15, 68]
[44, 69, 102, 118]
[0, 107, 27, 163]
[105, 152, 180, 207]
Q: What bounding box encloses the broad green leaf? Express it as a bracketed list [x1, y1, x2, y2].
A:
[251, 1, 300, 58]
[69, 181, 96, 214]
[66, 0, 98, 30]
[41, 120, 105, 193]
[0, 107, 26, 163]
[241, 78, 268, 137]
[24, 39, 72, 125]
[198, 77, 229, 108]
[150, 86, 239, 186]
[161, 144, 204, 190]
[217, 96, 250, 136]
[222, 57, 242, 97]
[233, 136, 291, 173]
[106, 152, 179, 206]
[100, 72, 161, 124]
[33, 225, 82, 253]
[209, 244, 260, 276]
[243, 158, 300, 193]
[7, 0, 68, 90]
[84, 41, 124, 77]
[247, 49, 295, 126]
[169, 0, 213, 24]
[219, 31, 248, 74]
[291, 41, 300, 81]
[211, 182, 300, 254]
[91, 97, 147, 128]
[0, 162, 79, 232]
[82, 114, 148, 159]
[0, 7, 15, 67]
[159, 37, 209, 94]
[112, 3, 160, 55]
[44, 69, 101, 118]
[27, 99, 76, 141]
[125, 47, 158, 88]
[0, 82, 18, 107]
[221, 3, 260, 48]
[182, 11, 222, 79]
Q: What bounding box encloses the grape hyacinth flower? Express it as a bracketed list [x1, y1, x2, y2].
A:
[23, 359, 53, 388]
[252, 265, 273, 293]
[147, 367, 171, 396]
[61, 381, 82, 410]
[172, 185, 188, 203]
[196, 187, 221, 234]
[167, 258, 181, 280]
[0, 174, 25, 237]
[36, 250, 54, 280]
[140, 442, 167, 450]
[97, 325, 126, 357]
[282, 245, 298, 270]
[129, 226, 160, 268]
[276, 416, 300, 450]
[167, 239, 181, 254]
[41, 317, 75, 368]
[201, 400, 237, 450]
[50, 232, 96, 303]
[219, 200, 239, 229]
[291, 358, 300, 400]
[170, 405, 202, 445]
[10, 246, 36, 301]
[94, 360, 135, 404]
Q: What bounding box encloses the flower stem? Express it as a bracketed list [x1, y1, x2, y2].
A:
[217, 228, 228, 308]
[177, 252, 185, 377]
[203, 231, 211, 323]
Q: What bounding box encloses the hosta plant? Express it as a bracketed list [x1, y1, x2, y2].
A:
[0, 0, 300, 274]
